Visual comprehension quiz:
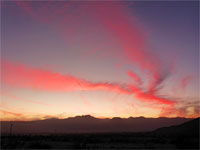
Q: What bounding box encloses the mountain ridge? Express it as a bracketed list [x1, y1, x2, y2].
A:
[153, 117, 200, 136]
[1, 115, 195, 122]
[1, 115, 197, 134]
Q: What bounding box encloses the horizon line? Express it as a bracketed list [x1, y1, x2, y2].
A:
[1, 114, 199, 122]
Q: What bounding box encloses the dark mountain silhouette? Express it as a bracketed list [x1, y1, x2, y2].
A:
[154, 117, 199, 137]
[1, 115, 193, 134]
[1, 117, 199, 149]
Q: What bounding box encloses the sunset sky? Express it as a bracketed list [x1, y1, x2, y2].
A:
[1, 1, 199, 121]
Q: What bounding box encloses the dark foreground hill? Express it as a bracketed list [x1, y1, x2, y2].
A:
[154, 117, 199, 137]
[1, 118, 199, 149]
[1, 115, 192, 134]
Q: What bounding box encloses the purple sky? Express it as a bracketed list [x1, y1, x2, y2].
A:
[1, 1, 199, 120]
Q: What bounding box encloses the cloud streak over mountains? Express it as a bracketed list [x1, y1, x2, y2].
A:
[1, 60, 173, 106]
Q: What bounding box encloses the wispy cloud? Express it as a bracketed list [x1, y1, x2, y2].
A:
[0, 110, 22, 116]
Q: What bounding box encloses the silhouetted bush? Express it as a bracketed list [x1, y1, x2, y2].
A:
[173, 136, 199, 149]
[1, 133, 199, 149]
[27, 141, 52, 149]
[1, 138, 24, 149]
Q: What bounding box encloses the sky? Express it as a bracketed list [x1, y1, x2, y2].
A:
[0, 1, 199, 121]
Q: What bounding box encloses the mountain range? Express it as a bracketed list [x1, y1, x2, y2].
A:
[1, 115, 195, 134]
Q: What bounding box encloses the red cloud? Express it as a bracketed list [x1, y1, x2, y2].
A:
[1, 60, 131, 94]
[1, 60, 174, 106]
[90, 2, 171, 96]
[181, 75, 192, 90]
[127, 71, 142, 86]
